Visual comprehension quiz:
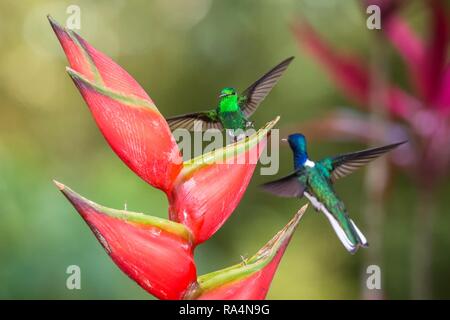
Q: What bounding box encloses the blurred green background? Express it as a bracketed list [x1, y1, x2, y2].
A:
[0, 0, 449, 299]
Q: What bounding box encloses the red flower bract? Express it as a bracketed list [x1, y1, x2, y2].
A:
[169, 118, 279, 244]
[49, 17, 183, 194]
[55, 181, 197, 300]
[195, 205, 307, 300]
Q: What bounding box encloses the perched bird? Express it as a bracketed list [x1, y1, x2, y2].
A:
[261, 133, 406, 253]
[166, 57, 294, 136]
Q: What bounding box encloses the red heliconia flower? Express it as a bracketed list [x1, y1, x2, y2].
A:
[194, 205, 307, 300]
[50, 16, 286, 300]
[168, 118, 279, 244]
[49, 16, 278, 244]
[54, 181, 197, 300]
[56, 178, 306, 300]
[49, 16, 183, 194]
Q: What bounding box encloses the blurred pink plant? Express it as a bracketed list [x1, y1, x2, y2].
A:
[291, 0, 449, 298]
[292, 0, 450, 186]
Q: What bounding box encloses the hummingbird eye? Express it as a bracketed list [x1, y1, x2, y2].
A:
[219, 88, 236, 98]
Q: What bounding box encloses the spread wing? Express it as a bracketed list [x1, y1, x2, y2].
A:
[260, 169, 306, 198]
[166, 110, 223, 131]
[320, 141, 407, 182]
[239, 56, 294, 118]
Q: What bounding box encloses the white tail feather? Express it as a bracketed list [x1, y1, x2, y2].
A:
[321, 206, 356, 253]
[350, 219, 368, 246]
[304, 192, 357, 253]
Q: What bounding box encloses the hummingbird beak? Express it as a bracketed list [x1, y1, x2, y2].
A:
[219, 93, 228, 98]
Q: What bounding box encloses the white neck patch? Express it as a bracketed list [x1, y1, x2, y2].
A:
[304, 159, 315, 168]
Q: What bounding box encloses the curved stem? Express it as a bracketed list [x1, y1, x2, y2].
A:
[360, 32, 389, 300]
[411, 188, 435, 299]
[361, 161, 388, 300]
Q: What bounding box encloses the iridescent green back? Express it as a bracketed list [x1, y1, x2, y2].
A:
[305, 166, 358, 244]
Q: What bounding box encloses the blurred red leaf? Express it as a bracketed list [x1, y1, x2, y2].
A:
[384, 16, 425, 94]
[291, 1, 450, 184]
[435, 65, 450, 111]
[426, 0, 450, 108]
[384, 0, 449, 104]
[292, 19, 418, 120]
[291, 21, 370, 106]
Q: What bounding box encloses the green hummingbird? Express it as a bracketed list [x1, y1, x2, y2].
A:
[261, 133, 406, 254]
[166, 57, 294, 134]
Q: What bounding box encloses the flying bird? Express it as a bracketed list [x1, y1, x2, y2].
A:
[261, 133, 406, 253]
[166, 57, 294, 136]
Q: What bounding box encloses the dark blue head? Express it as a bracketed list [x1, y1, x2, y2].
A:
[286, 133, 308, 169]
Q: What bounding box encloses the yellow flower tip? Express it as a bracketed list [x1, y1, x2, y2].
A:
[53, 179, 65, 191]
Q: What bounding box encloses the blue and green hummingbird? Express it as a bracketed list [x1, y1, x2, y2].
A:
[166, 57, 294, 133]
[261, 133, 406, 254]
